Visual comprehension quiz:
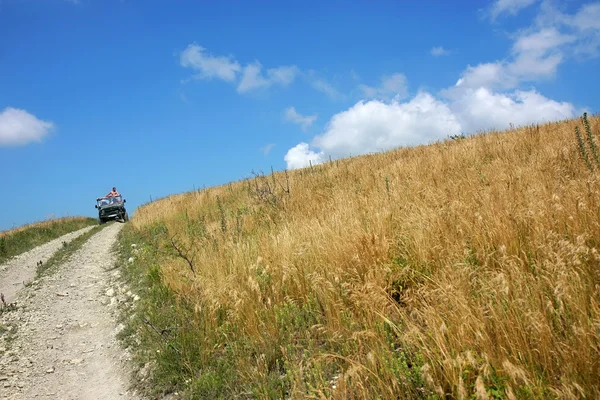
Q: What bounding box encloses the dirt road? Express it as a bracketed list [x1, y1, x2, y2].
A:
[0, 223, 141, 400]
[0, 226, 95, 304]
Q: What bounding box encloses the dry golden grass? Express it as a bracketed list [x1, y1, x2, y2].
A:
[0, 216, 91, 238]
[130, 115, 600, 398]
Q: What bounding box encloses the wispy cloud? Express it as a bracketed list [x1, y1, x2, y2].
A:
[0, 107, 54, 147]
[261, 143, 275, 156]
[180, 44, 299, 94]
[284, 107, 317, 130]
[489, 0, 537, 20]
[309, 77, 344, 100]
[237, 62, 299, 93]
[430, 46, 451, 56]
[455, 0, 600, 93]
[177, 89, 189, 104]
[535, 1, 600, 58]
[180, 44, 241, 82]
[359, 73, 408, 99]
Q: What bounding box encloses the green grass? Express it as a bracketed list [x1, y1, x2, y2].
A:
[36, 223, 107, 278]
[114, 224, 193, 398]
[0, 217, 97, 264]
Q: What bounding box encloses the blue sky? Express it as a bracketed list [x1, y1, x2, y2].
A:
[1, 0, 599, 230]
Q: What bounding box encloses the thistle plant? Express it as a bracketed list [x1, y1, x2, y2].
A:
[583, 112, 600, 169]
[575, 112, 597, 172]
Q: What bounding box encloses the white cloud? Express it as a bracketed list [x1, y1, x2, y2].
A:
[268, 66, 298, 86]
[430, 46, 451, 56]
[490, 0, 537, 20]
[509, 27, 575, 79]
[180, 44, 240, 82]
[312, 93, 460, 159]
[513, 27, 575, 53]
[453, 62, 515, 90]
[0, 107, 54, 147]
[535, 1, 600, 58]
[487, 0, 600, 63]
[282, 0, 596, 170]
[571, 3, 600, 31]
[177, 44, 353, 99]
[537, 1, 600, 31]
[359, 73, 408, 99]
[284, 143, 324, 170]
[449, 87, 575, 134]
[284, 107, 317, 130]
[237, 62, 267, 92]
[180, 44, 299, 94]
[452, 27, 577, 92]
[237, 62, 298, 93]
[284, 85, 576, 170]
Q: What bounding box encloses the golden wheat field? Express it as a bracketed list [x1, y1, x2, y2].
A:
[127, 115, 600, 399]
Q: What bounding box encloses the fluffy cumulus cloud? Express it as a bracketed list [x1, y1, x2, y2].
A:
[0, 107, 54, 147]
[282, 0, 595, 169]
[284, 143, 324, 170]
[284, 85, 575, 169]
[312, 93, 460, 158]
[284, 107, 317, 130]
[448, 87, 575, 134]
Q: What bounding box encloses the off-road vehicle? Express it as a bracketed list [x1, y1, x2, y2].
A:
[95, 195, 129, 224]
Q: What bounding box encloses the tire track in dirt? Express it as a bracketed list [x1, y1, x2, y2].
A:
[0, 226, 95, 304]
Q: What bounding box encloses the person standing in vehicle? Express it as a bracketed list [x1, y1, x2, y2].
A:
[106, 187, 121, 203]
[106, 187, 120, 197]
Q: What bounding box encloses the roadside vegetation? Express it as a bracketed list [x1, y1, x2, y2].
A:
[0, 217, 97, 264]
[118, 113, 600, 399]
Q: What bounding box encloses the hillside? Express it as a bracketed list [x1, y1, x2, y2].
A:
[0, 216, 97, 264]
[118, 114, 600, 399]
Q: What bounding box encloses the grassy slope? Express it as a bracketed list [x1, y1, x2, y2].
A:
[0, 217, 97, 264]
[119, 115, 600, 399]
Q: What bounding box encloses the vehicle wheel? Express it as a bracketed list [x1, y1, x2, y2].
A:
[123, 212, 129, 222]
[98, 218, 106, 225]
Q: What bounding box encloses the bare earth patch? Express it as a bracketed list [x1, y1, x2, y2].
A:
[0, 223, 141, 400]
